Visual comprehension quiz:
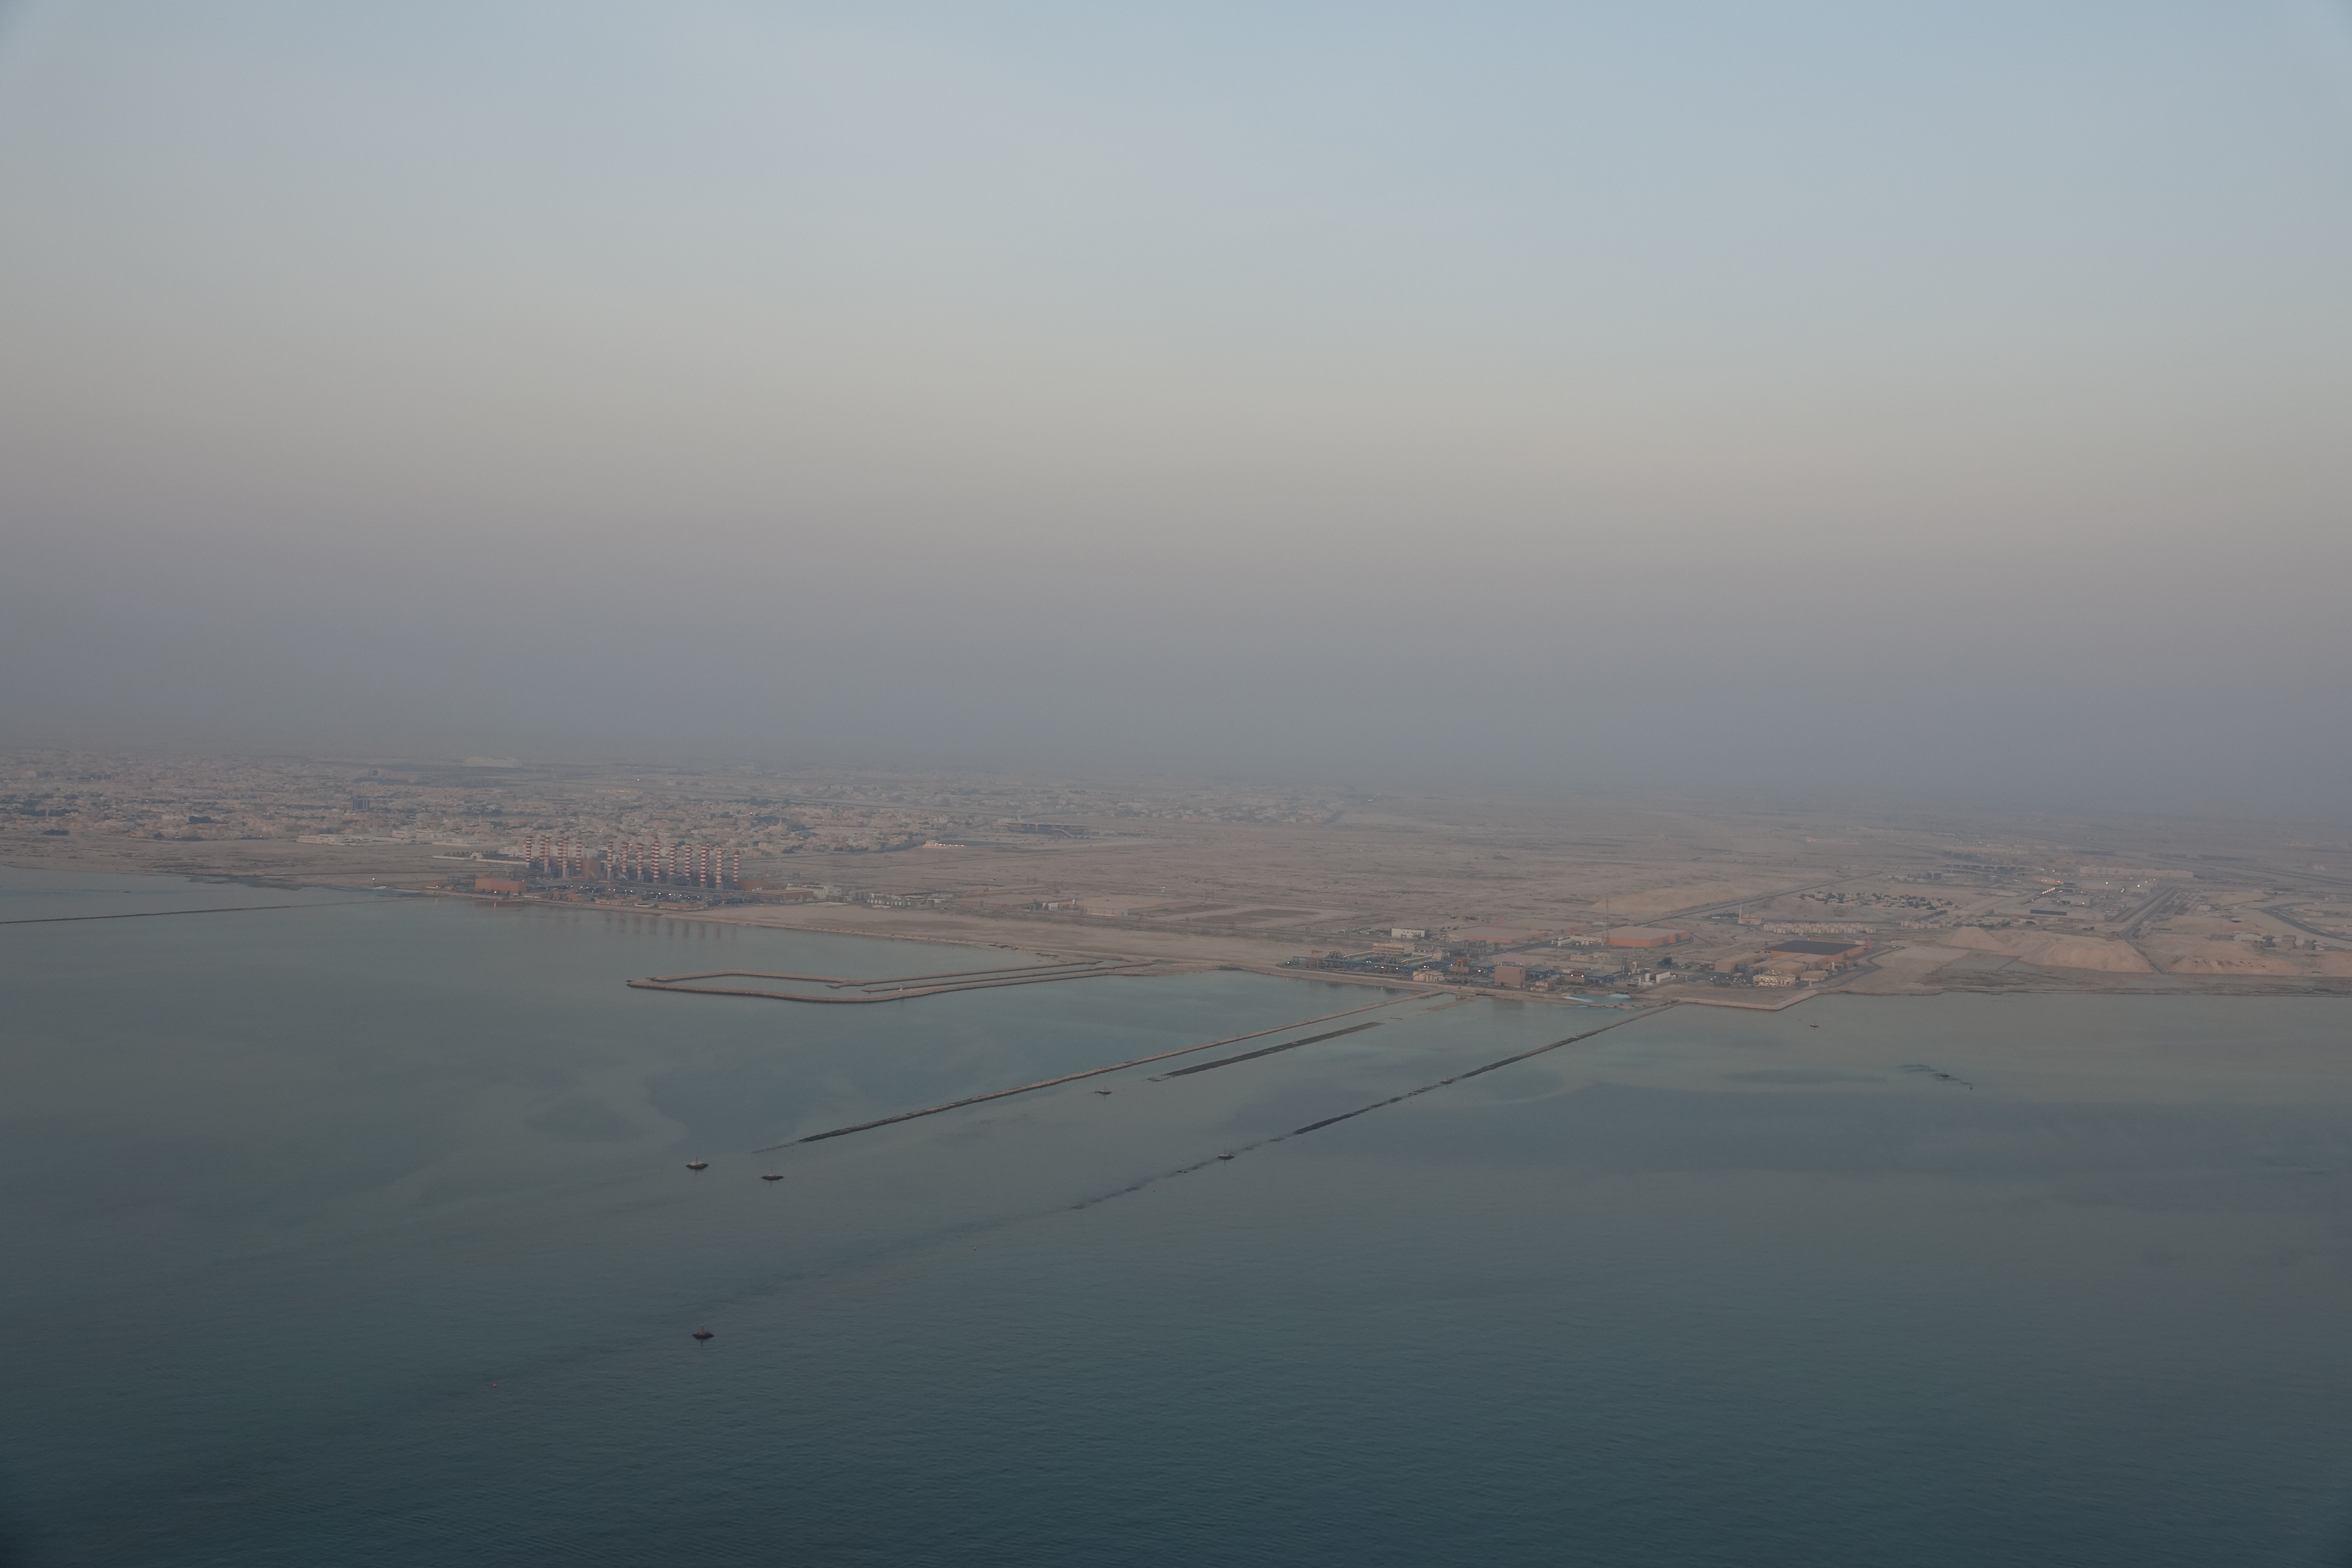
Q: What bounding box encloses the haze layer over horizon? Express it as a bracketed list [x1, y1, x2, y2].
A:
[2, 2, 2347, 813]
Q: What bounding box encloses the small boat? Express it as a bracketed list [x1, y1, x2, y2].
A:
[685, 1159, 708, 1171]
[692, 1327, 713, 1342]
[1217, 1153, 1233, 1161]
[760, 1171, 782, 1182]
[1095, 1088, 1114, 1096]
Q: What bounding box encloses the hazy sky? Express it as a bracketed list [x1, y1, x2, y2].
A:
[2, 2, 2348, 812]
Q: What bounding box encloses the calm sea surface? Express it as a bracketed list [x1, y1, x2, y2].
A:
[4, 866, 2351, 1566]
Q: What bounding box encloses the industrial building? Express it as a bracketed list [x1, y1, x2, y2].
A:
[1766, 938, 1869, 963]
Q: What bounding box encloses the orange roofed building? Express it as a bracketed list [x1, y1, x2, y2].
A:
[1606, 926, 1691, 948]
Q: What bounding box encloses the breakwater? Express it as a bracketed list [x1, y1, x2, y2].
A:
[765, 993, 1424, 1148]
[629, 956, 1156, 1004]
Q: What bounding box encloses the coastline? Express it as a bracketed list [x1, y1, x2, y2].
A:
[8, 847, 2350, 1004]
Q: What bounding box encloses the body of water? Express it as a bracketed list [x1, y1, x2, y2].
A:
[4, 867, 2350, 1565]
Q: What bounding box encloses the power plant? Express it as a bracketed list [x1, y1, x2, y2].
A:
[525, 834, 739, 889]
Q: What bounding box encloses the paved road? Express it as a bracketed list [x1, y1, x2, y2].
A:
[2261, 901, 2345, 944]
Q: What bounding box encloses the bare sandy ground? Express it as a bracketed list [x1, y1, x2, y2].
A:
[1597, 881, 1771, 914]
[1941, 927, 2154, 974]
[2139, 936, 2352, 978]
[1838, 943, 1974, 995]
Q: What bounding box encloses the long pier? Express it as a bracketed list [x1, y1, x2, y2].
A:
[0, 899, 382, 927]
[628, 956, 1158, 1004]
[1063, 1005, 1674, 1215]
[1153, 1019, 1385, 1079]
[761, 992, 1427, 1149]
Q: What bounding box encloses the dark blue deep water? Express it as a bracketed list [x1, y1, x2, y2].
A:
[4, 867, 2351, 1566]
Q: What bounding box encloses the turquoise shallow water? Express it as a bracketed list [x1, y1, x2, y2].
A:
[4, 866, 2351, 1566]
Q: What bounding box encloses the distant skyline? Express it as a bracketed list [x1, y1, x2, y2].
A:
[3, 3, 2348, 813]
